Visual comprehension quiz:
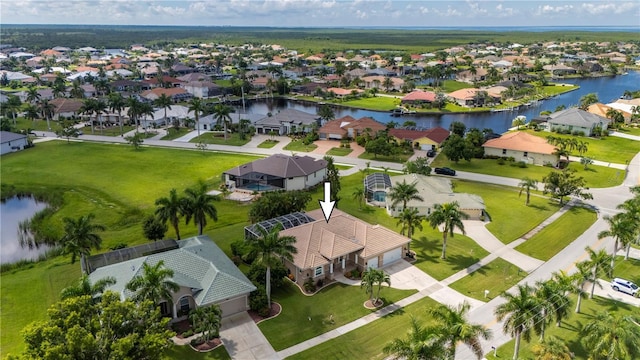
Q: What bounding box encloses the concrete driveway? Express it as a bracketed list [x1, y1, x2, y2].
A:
[592, 279, 640, 307]
[385, 260, 439, 291]
[219, 312, 278, 360]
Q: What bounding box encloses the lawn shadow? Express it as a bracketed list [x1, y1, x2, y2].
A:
[527, 203, 549, 211]
[411, 236, 440, 264]
[593, 295, 635, 312]
[445, 253, 484, 273]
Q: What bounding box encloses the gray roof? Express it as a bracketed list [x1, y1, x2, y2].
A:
[225, 153, 327, 179]
[1, 131, 27, 144]
[199, 112, 265, 125]
[255, 108, 319, 127]
[88, 236, 256, 306]
[548, 107, 610, 127]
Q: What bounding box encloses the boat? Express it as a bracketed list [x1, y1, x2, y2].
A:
[390, 106, 415, 116]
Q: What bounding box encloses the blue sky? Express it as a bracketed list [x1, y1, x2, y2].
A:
[3, 1, 640, 27]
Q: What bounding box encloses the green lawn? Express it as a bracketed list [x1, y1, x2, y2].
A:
[440, 80, 473, 92]
[449, 258, 527, 301]
[258, 281, 416, 351]
[616, 126, 640, 137]
[257, 140, 279, 148]
[12, 116, 64, 132]
[523, 130, 638, 165]
[341, 96, 400, 111]
[453, 180, 560, 244]
[283, 139, 317, 152]
[189, 132, 252, 146]
[608, 256, 640, 283]
[161, 127, 192, 140]
[541, 84, 580, 96]
[164, 344, 230, 360]
[326, 147, 353, 156]
[288, 296, 441, 360]
[515, 206, 597, 261]
[486, 296, 639, 360]
[358, 151, 412, 163]
[431, 154, 624, 188]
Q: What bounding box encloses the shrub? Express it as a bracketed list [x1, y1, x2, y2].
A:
[345, 143, 350, 148]
[316, 279, 324, 288]
[190, 337, 205, 346]
[248, 262, 288, 290]
[510, 161, 527, 168]
[304, 277, 316, 293]
[182, 330, 194, 338]
[497, 158, 505, 165]
[249, 286, 268, 313]
[350, 269, 361, 279]
[109, 242, 128, 250]
[230, 240, 245, 257]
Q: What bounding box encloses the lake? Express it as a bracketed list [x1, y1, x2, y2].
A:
[0, 196, 50, 264]
[240, 71, 640, 134]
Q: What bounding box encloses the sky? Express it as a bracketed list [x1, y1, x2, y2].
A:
[2, 0, 640, 28]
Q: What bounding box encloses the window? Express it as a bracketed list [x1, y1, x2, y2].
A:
[159, 301, 171, 316]
[315, 266, 323, 277]
[179, 297, 190, 313]
[502, 149, 507, 155]
[523, 152, 528, 157]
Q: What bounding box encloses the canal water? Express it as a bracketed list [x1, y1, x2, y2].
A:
[240, 71, 640, 134]
[0, 196, 49, 264]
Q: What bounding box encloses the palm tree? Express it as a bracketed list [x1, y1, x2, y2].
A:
[188, 97, 205, 138]
[373, 269, 390, 305]
[579, 93, 599, 110]
[125, 260, 180, 306]
[428, 202, 469, 259]
[244, 223, 297, 308]
[581, 312, 640, 360]
[189, 305, 223, 341]
[60, 274, 116, 300]
[597, 213, 635, 269]
[80, 98, 96, 134]
[138, 102, 155, 132]
[108, 92, 126, 136]
[532, 335, 572, 360]
[616, 198, 640, 260]
[213, 104, 235, 141]
[93, 99, 107, 135]
[584, 247, 612, 299]
[534, 279, 572, 339]
[60, 213, 106, 274]
[5, 95, 22, 125]
[155, 188, 184, 240]
[126, 96, 142, 131]
[494, 284, 543, 360]
[182, 183, 218, 235]
[518, 177, 538, 206]
[388, 180, 424, 211]
[352, 186, 365, 209]
[573, 261, 595, 313]
[397, 208, 424, 240]
[26, 86, 41, 105]
[154, 93, 173, 130]
[24, 103, 40, 126]
[360, 268, 376, 302]
[383, 317, 448, 360]
[39, 98, 55, 131]
[428, 301, 492, 359]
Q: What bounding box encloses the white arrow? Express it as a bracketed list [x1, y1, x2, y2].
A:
[318, 181, 335, 223]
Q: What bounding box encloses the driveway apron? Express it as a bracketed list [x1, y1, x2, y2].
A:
[219, 312, 278, 360]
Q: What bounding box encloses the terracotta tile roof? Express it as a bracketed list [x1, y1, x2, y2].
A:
[342, 117, 386, 132]
[327, 87, 359, 96]
[318, 119, 347, 137]
[388, 127, 450, 144]
[483, 131, 556, 155]
[423, 127, 451, 144]
[281, 209, 410, 269]
[40, 49, 62, 57]
[402, 90, 436, 102]
[447, 88, 480, 100]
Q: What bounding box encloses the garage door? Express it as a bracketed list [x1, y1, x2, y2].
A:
[366, 258, 379, 269]
[218, 296, 248, 318]
[383, 248, 402, 267]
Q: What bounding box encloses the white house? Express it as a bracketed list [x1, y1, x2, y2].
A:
[1, 131, 29, 155]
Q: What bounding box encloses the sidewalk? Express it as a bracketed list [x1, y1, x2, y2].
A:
[610, 131, 640, 141]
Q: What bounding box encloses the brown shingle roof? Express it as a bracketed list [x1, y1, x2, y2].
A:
[482, 131, 556, 154]
[50, 98, 83, 114]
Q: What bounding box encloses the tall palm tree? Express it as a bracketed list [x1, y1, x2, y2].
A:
[125, 260, 180, 306]
[428, 201, 469, 259]
[60, 274, 116, 300]
[188, 97, 205, 138]
[352, 186, 365, 209]
[494, 284, 543, 360]
[584, 247, 612, 299]
[518, 177, 538, 206]
[534, 279, 572, 339]
[108, 92, 126, 136]
[532, 335, 572, 360]
[581, 312, 640, 360]
[5, 95, 22, 125]
[189, 305, 222, 341]
[59, 213, 106, 274]
[360, 268, 376, 302]
[26, 86, 41, 105]
[154, 93, 173, 130]
[616, 197, 640, 260]
[244, 223, 297, 308]
[93, 99, 107, 135]
[388, 180, 423, 211]
[383, 317, 448, 360]
[182, 183, 218, 235]
[138, 102, 155, 132]
[23, 103, 40, 126]
[573, 261, 595, 313]
[428, 301, 492, 359]
[126, 96, 142, 131]
[155, 188, 184, 240]
[397, 208, 424, 239]
[597, 213, 635, 269]
[373, 268, 391, 305]
[39, 98, 55, 131]
[213, 104, 235, 141]
[80, 98, 96, 134]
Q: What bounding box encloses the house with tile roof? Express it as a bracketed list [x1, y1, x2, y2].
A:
[278, 208, 411, 286]
[400, 90, 436, 105]
[223, 153, 327, 192]
[388, 127, 450, 150]
[546, 108, 610, 136]
[318, 115, 386, 140]
[50, 98, 84, 120]
[253, 108, 319, 135]
[483, 131, 558, 166]
[87, 236, 256, 319]
[140, 87, 192, 103]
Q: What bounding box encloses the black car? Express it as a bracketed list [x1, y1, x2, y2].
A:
[434, 167, 456, 176]
[426, 149, 436, 157]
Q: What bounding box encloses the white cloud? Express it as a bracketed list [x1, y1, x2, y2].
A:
[581, 1, 638, 15]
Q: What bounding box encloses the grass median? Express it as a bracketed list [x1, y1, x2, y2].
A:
[449, 258, 527, 302]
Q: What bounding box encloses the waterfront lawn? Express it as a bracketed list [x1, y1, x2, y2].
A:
[189, 132, 251, 146]
[326, 147, 353, 156]
[257, 139, 279, 148]
[165, 345, 230, 360]
[430, 154, 623, 188]
[161, 127, 192, 140]
[485, 296, 638, 360]
[449, 258, 527, 301]
[440, 80, 473, 93]
[283, 139, 317, 152]
[453, 180, 559, 244]
[287, 296, 441, 360]
[515, 207, 597, 261]
[0, 258, 81, 356]
[258, 281, 416, 351]
[541, 84, 579, 96]
[341, 96, 399, 111]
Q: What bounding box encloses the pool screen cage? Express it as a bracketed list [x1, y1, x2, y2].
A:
[244, 212, 316, 240]
[364, 173, 391, 200]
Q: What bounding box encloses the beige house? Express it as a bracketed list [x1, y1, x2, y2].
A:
[483, 131, 557, 166]
[280, 209, 411, 286]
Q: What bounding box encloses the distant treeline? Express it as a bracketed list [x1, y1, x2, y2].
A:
[2, 25, 639, 52]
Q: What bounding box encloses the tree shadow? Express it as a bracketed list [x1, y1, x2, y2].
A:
[445, 253, 485, 273]
[527, 203, 549, 211]
[592, 295, 635, 312]
[411, 236, 441, 264]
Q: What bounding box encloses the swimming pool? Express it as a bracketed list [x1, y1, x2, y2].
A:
[239, 183, 282, 192]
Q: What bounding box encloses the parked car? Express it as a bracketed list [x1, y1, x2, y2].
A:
[426, 149, 436, 157]
[611, 278, 639, 297]
[434, 167, 456, 176]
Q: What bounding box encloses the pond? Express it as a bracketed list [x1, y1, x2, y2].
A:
[0, 196, 50, 264]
